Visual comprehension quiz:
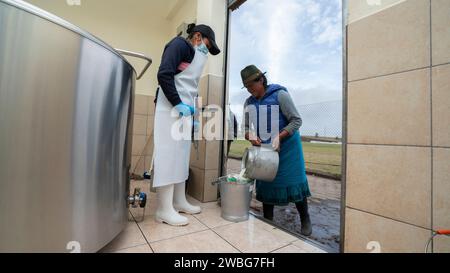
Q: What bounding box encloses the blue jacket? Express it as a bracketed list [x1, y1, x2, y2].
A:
[246, 84, 289, 144]
[157, 37, 195, 106]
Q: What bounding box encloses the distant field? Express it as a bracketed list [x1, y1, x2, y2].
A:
[229, 140, 342, 179]
[228, 140, 252, 159]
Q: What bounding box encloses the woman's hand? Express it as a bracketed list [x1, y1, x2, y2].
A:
[246, 133, 262, 146]
[175, 102, 195, 117]
[272, 136, 280, 152]
[250, 138, 262, 147]
[272, 130, 290, 152]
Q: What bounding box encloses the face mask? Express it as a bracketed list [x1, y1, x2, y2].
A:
[195, 41, 209, 55]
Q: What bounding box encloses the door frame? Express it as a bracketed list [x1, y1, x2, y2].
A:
[220, 0, 349, 253]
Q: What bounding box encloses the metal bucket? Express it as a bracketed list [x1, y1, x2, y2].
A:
[214, 176, 254, 222]
[241, 146, 279, 182]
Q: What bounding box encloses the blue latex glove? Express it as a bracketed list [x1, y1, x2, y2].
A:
[175, 102, 195, 117]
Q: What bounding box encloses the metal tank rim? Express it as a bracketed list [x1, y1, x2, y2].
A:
[1, 0, 136, 74]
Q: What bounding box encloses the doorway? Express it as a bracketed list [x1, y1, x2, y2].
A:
[223, 0, 345, 253]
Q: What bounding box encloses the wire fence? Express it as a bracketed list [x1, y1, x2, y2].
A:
[229, 100, 343, 179]
[296, 100, 342, 140]
[296, 100, 343, 179]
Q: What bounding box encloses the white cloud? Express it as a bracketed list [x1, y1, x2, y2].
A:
[229, 0, 343, 111]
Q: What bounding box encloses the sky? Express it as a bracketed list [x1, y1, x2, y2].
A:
[228, 0, 343, 137]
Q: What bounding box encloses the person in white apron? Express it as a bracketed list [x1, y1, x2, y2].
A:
[153, 24, 221, 226]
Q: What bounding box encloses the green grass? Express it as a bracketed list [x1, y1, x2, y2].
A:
[302, 142, 342, 179]
[228, 140, 252, 159]
[229, 140, 342, 179]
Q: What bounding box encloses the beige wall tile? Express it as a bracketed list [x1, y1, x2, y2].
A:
[432, 0, 450, 66]
[344, 208, 431, 253]
[197, 74, 225, 107]
[133, 115, 147, 135]
[348, 0, 430, 81]
[144, 156, 152, 172]
[190, 140, 206, 170]
[203, 110, 223, 141]
[146, 115, 154, 136]
[132, 135, 146, 156]
[143, 136, 152, 156]
[131, 156, 140, 175]
[434, 234, 450, 253]
[186, 166, 219, 203]
[205, 141, 221, 170]
[433, 148, 450, 230]
[347, 0, 405, 23]
[131, 156, 145, 175]
[198, 75, 209, 104]
[348, 69, 431, 146]
[432, 65, 450, 147]
[347, 0, 405, 25]
[207, 75, 224, 106]
[187, 166, 205, 202]
[148, 96, 156, 116]
[190, 124, 222, 170]
[346, 144, 431, 228]
[134, 94, 149, 115]
[203, 169, 220, 202]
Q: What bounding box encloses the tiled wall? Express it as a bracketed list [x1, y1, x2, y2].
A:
[130, 94, 155, 176]
[345, 0, 450, 253]
[131, 76, 224, 202]
[188, 74, 224, 202]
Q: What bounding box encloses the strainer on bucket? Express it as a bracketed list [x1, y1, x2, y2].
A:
[213, 175, 255, 223]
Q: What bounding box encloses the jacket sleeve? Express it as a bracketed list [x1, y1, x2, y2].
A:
[157, 39, 190, 107]
[278, 91, 302, 135]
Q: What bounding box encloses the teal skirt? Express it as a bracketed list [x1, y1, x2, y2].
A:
[256, 131, 311, 206]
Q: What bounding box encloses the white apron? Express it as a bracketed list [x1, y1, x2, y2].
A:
[152, 48, 207, 188]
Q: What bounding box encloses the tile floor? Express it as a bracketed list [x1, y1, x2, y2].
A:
[99, 180, 327, 253]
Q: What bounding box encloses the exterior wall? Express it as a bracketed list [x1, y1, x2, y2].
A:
[344, 0, 450, 253]
[347, 0, 406, 24]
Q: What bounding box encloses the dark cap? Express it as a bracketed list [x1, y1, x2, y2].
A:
[189, 24, 221, 56]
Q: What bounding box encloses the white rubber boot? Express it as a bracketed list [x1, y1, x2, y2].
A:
[155, 184, 189, 226]
[173, 182, 202, 215]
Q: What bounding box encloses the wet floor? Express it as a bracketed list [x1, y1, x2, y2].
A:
[227, 158, 341, 252]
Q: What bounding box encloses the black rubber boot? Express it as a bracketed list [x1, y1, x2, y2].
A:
[296, 199, 312, 236]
